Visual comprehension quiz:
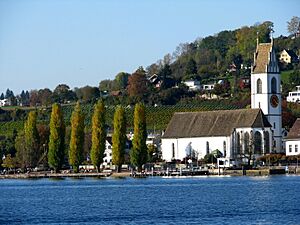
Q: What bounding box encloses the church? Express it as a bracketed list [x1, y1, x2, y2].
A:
[161, 39, 283, 166]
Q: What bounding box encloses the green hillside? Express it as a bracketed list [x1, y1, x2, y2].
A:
[0, 100, 243, 136]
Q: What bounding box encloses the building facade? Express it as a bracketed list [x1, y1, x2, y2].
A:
[161, 109, 273, 166]
[251, 40, 282, 152]
[285, 119, 300, 156]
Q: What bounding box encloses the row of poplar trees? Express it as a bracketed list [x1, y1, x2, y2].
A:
[47, 100, 147, 173]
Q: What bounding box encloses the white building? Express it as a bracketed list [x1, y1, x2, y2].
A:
[102, 138, 113, 166]
[287, 86, 300, 103]
[161, 109, 273, 167]
[102, 137, 132, 167]
[285, 119, 300, 156]
[183, 80, 201, 91]
[0, 99, 9, 107]
[161, 39, 283, 166]
[251, 39, 282, 153]
[202, 83, 215, 91]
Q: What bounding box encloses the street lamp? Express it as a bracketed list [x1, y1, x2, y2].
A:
[43, 143, 46, 172]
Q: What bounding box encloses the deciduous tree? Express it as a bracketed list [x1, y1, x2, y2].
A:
[24, 111, 40, 168]
[91, 100, 106, 172]
[130, 103, 147, 171]
[127, 67, 149, 100]
[69, 102, 85, 172]
[287, 16, 300, 37]
[112, 106, 127, 172]
[48, 103, 65, 172]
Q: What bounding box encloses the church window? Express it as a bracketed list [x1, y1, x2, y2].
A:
[206, 141, 209, 155]
[295, 145, 298, 153]
[244, 132, 250, 154]
[289, 145, 292, 153]
[264, 131, 270, 154]
[236, 133, 241, 155]
[223, 141, 226, 157]
[254, 131, 262, 154]
[257, 79, 262, 94]
[273, 122, 276, 129]
[271, 77, 277, 94]
[172, 143, 175, 158]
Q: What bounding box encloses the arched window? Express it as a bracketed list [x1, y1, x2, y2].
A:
[236, 133, 241, 155]
[254, 131, 262, 154]
[223, 141, 226, 157]
[271, 77, 277, 94]
[257, 79, 262, 94]
[172, 143, 175, 159]
[244, 132, 250, 154]
[264, 131, 270, 154]
[206, 141, 209, 155]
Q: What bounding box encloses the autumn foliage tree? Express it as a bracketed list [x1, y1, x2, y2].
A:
[48, 103, 65, 172]
[112, 106, 127, 172]
[130, 103, 147, 172]
[69, 102, 85, 173]
[127, 67, 149, 101]
[91, 100, 106, 172]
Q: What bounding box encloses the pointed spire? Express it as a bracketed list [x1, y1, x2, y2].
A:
[270, 29, 274, 46]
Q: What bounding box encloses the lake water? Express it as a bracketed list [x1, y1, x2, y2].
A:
[0, 175, 300, 225]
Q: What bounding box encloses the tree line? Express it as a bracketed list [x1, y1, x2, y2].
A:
[2, 100, 149, 173]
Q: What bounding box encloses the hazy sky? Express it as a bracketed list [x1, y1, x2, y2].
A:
[0, 0, 299, 95]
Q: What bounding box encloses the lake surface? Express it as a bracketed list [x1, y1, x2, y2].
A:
[0, 175, 300, 225]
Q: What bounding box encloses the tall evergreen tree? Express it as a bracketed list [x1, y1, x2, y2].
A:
[24, 111, 40, 168]
[69, 102, 85, 173]
[91, 100, 106, 172]
[48, 103, 65, 172]
[112, 106, 127, 172]
[130, 103, 147, 172]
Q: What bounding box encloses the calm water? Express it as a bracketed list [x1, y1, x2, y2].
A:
[0, 175, 300, 225]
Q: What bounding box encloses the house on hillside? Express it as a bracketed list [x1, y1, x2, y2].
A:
[285, 119, 300, 156]
[287, 86, 300, 103]
[202, 83, 215, 91]
[0, 99, 9, 107]
[161, 109, 273, 167]
[183, 80, 201, 91]
[279, 49, 299, 64]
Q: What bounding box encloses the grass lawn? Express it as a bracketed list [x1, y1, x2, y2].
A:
[281, 70, 293, 84]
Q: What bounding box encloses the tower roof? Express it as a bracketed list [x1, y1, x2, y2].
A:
[286, 118, 300, 139]
[252, 42, 279, 74]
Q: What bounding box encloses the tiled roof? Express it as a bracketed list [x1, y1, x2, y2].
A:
[252, 43, 272, 74]
[162, 108, 271, 138]
[286, 119, 300, 139]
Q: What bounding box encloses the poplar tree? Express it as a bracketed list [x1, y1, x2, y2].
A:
[48, 103, 65, 172]
[130, 103, 147, 172]
[24, 111, 40, 168]
[112, 106, 127, 172]
[91, 100, 106, 172]
[69, 102, 85, 173]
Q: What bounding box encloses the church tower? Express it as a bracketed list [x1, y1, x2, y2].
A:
[251, 39, 282, 153]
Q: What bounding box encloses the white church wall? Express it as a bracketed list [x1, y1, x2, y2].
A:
[161, 136, 230, 162]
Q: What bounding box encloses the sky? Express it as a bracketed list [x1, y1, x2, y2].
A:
[0, 0, 299, 95]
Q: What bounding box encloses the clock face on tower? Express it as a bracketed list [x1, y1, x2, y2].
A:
[270, 95, 279, 108]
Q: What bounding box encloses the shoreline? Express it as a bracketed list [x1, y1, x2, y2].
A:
[1, 167, 299, 179]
